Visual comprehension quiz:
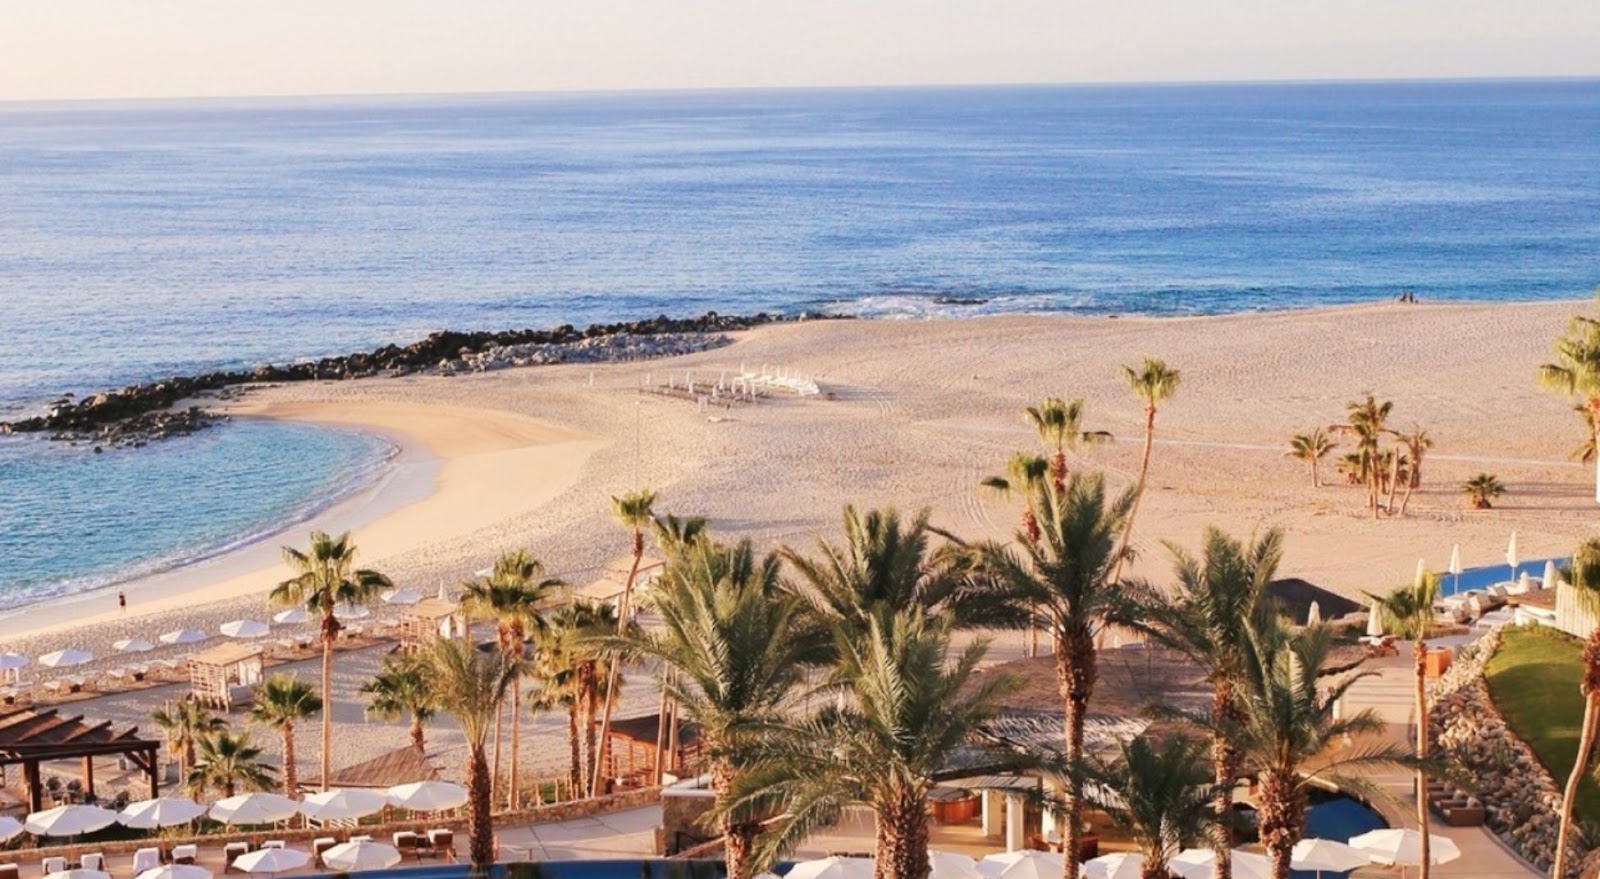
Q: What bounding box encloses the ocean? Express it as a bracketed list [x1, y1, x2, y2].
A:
[1, 79, 1597, 608]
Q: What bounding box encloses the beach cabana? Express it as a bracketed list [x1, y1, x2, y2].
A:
[600, 713, 702, 787]
[327, 745, 440, 791]
[395, 598, 464, 652]
[187, 643, 264, 710]
[0, 707, 162, 811]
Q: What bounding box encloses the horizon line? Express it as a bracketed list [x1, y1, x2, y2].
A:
[3, 72, 1597, 110]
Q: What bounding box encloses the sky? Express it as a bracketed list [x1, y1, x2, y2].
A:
[4, 0, 1600, 102]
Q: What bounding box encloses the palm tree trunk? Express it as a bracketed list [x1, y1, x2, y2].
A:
[1553, 627, 1600, 879]
[567, 702, 581, 796]
[410, 716, 426, 753]
[509, 682, 522, 811]
[875, 789, 932, 879]
[1210, 680, 1235, 879]
[1309, 459, 1319, 488]
[1057, 629, 1098, 879]
[1114, 406, 1158, 579]
[1257, 770, 1305, 879]
[591, 532, 644, 796]
[1400, 476, 1417, 517]
[282, 725, 297, 796]
[320, 604, 336, 792]
[1388, 452, 1402, 513]
[492, 701, 503, 809]
[582, 676, 600, 797]
[654, 684, 670, 785]
[466, 744, 494, 869]
[1415, 641, 1430, 879]
[712, 759, 759, 879]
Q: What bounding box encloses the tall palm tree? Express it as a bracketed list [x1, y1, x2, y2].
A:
[1461, 473, 1505, 509]
[653, 513, 710, 561]
[727, 613, 1015, 879]
[983, 453, 1056, 658]
[1286, 428, 1336, 487]
[248, 674, 321, 796]
[980, 470, 1133, 879]
[540, 598, 622, 796]
[1026, 396, 1113, 490]
[634, 536, 819, 879]
[186, 730, 275, 799]
[1131, 527, 1283, 879]
[1369, 570, 1441, 879]
[150, 698, 225, 780]
[462, 550, 563, 810]
[423, 637, 521, 869]
[1229, 622, 1413, 879]
[1082, 735, 1215, 879]
[1116, 357, 1182, 571]
[1538, 288, 1600, 504]
[271, 530, 391, 791]
[360, 652, 438, 753]
[1335, 395, 1394, 517]
[592, 489, 659, 797]
[1393, 426, 1433, 517]
[1551, 538, 1600, 879]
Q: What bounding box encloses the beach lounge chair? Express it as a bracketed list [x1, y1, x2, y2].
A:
[313, 838, 338, 862]
[428, 829, 455, 861]
[0, 863, 19, 879]
[262, 841, 285, 850]
[172, 844, 199, 865]
[132, 848, 162, 874]
[79, 853, 105, 871]
[223, 842, 249, 871]
[394, 832, 423, 860]
[350, 834, 373, 843]
[42, 857, 66, 875]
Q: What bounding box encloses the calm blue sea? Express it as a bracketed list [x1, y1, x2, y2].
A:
[0, 79, 1597, 609]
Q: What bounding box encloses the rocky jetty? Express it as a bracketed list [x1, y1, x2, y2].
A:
[1430, 630, 1585, 875]
[0, 311, 834, 444]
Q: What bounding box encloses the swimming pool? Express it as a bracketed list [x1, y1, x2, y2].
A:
[333, 860, 728, 879]
[1439, 558, 1561, 598]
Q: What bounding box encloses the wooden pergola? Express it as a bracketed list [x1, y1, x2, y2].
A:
[188, 643, 264, 710]
[396, 598, 464, 652]
[0, 707, 160, 811]
[601, 713, 701, 788]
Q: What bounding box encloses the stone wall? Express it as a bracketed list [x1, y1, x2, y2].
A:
[1429, 630, 1584, 876]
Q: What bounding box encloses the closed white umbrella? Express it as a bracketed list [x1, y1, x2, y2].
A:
[119, 796, 207, 829]
[25, 804, 119, 837]
[220, 619, 270, 639]
[0, 815, 22, 843]
[271, 608, 308, 626]
[1506, 532, 1519, 576]
[1292, 839, 1373, 877]
[1448, 544, 1463, 593]
[136, 865, 213, 879]
[113, 638, 155, 653]
[929, 851, 981, 879]
[1083, 852, 1146, 879]
[382, 588, 423, 606]
[321, 840, 402, 872]
[300, 788, 391, 821]
[44, 871, 112, 879]
[1545, 559, 1561, 589]
[387, 780, 468, 812]
[1170, 849, 1272, 879]
[1366, 600, 1385, 638]
[1519, 571, 1534, 594]
[159, 629, 207, 646]
[1349, 829, 1462, 868]
[1306, 600, 1322, 627]
[977, 851, 1064, 879]
[37, 648, 93, 668]
[209, 792, 300, 825]
[232, 848, 311, 875]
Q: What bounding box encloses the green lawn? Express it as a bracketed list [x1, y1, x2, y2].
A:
[1484, 625, 1600, 824]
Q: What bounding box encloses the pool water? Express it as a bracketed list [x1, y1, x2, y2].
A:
[345, 861, 727, 879]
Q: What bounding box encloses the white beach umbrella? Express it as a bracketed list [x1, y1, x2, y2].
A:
[387, 780, 468, 812]
[159, 629, 207, 646]
[1366, 600, 1384, 638]
[136, 865, 214, 879]
[333, 603, 371, 620]
[300, 788, 391, 821]
[37, 648, 93, 668]
[1292, 839, 1373, 876]
[113, 638, 155, 653]
[382, 588, 423, 606]
[1349, 829, 1462, 867]
[271, 607, 308, 625]
[1545, 559, 1561, 589]
[1413, 558, 1427, 589]
[0, 815, 22, 843]
[1519, 571, 1534, 594]
[208, 792, 300, 825]
[321, 840, 402, 872]
[977, 851, 1064, 879]
[1306, 600, 1322, 627]
[25, 804, 119, 837]
[929, 851, 981, 879]
[232, 848, 311, 875]
[1448, 544, 1463, 593]
[1083, 852, 1146, 879]
[44, 870, 112, 879]
[1170, 849, 1272, 879]
[0, 652, 29, 670]
[119, 796, 207, 829]
[220, 619, 270, 639]
[785, 857, 876, 879]
[1506, 531, 1519, 575]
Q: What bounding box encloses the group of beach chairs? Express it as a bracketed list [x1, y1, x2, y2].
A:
[2, 829, 456, 878]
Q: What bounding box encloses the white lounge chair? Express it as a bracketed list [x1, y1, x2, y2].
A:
[132, 848, 162, 874]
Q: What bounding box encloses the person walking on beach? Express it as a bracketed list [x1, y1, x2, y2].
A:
[118, 591, 127, 613]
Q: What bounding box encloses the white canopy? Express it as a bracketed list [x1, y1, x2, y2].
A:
[208, 792, 300, 825]
[44, 871, 112, 879]
[977, 851, 1065, 879]
[0, 815, 22, 843]
[300, 788, 391, 821]
[928, 851, 981, 879]
[1291, 839, 1373, 873]
[220, 619, 271, 639]
[119, 796, 207, 829]
[135, 865, 214, 879]
[0, 652, 29, 670]
[382, 588, 423, 606]
[1170, 849, 1272, 879]
[271, 608, 308, 626]
[37, 648, 93, 668]
[113, 638, 155, 653]
[25, 804, 119, 836]
[784, 856, 877, 879]
[333, 604, 371, 620]
[321, 840, 402, 872]
[1083, 852, 1146, 879]
[387, 780, 468, 812]
[1348, 829, 1462, 867]
[231, 848, 311, 875]
[159, 629, 208, 646]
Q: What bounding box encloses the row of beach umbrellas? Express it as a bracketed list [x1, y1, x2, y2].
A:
[25, 842, 391, 878]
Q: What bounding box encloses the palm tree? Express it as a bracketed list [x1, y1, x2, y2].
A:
[150, 698, 225, 780]
[1551, 539, 1600, 879]
[653, 513, 710, 561]
[1286, 428, 1336, 487]
[1369, 571, 1442, 879]
[982, 452, 1052, 545]
[270, 530, 392, 791]
[540, 598, 622, 796]
[423, 637, 521, 869]
[1117, 357, 1182, 570]
[1229, 623, 1414, 879]
[186, 729, 275, 799]
[1026, 396, 1113, 489]
[727, 613, 1015, 879]
[634, 536, 819, 879]
[1335, 395, 1394, 517]
[1082, 735, 1215, 879]
[1461, 473, 1505, 509]
[979, 470, 1133, 879]
[248, 674, 321, 795]
[1538, 288, 1600, 504]
[462, 550, 563, 810]
[1393, 426, 1433, 517]
[1131, 527, 1283, 879]
[592, 489, 659, 797]
[360, 652, 438, 753]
